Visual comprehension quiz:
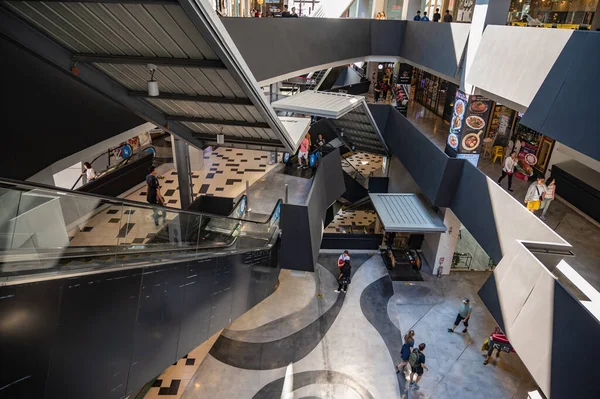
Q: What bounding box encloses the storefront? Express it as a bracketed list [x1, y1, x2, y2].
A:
[508, 0, 597, 28]
[412, 68, 458, 123]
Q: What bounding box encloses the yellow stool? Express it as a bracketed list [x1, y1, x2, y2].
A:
[491, 146, 504, 164]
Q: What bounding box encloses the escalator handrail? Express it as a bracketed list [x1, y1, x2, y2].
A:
[70, 148, 112, 190]
[0, 177, 279, 226]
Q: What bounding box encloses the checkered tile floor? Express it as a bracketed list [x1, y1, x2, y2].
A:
[324, 209, 378, 234]
[342, 152, 383, 177]
[68, 148, 279, 248]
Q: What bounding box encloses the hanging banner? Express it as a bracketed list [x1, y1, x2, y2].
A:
[394, 63, 412, 116]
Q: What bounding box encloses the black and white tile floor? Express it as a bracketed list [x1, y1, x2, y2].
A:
[324, 209, 378, 233]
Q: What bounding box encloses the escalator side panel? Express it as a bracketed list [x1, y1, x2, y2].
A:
[0, 279, 62, 399]
[126, 264, 187, 397]
[45, 269, 142, 399]
[208, 257, 234, 337]
[176, 258, 216, 359]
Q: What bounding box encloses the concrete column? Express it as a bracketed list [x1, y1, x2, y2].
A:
[171, 135, 193, 210]
[422, 208, 460, 275]
[402, 0, 423, 20]
[461, 0, 511, 94]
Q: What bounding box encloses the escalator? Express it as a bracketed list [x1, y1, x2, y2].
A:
[0, 178, 284, 399]
[0, 178, 281, 284]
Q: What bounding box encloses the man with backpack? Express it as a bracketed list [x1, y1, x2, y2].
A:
[408, 343, 429, 390]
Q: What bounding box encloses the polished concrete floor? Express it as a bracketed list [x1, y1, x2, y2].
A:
[405, 100, 600, 293]
[146, 253, 536, 398]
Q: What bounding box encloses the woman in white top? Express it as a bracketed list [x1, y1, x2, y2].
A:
[497, 151, 517, 192]
[524, 176, 546, 213]
[540, 179, 556, 221]
[82, 162, 97, 182]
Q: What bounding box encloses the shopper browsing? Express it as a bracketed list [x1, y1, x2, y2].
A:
[497, 151, 517, 192]
[524, 176, 546, 213]
[396, 330, 415, 372]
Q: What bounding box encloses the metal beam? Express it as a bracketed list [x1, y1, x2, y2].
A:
[129, 91, 252, 105]
[169, 116, 270, 129]
[0, 8, 201, 150]
[72, 54, 226, 69]
[191, 133, 283, 147]
[7, 0, 179, 4]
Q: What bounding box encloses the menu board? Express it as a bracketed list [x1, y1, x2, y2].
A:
[458, 95, 493, 154]
[394, 63, 412, 116]
[444, 89, 468, 157]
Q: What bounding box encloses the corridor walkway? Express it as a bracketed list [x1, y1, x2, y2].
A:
[405, 101, 600, 293]
[147, 253, 535, 399]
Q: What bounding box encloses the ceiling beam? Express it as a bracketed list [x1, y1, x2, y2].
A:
[169, 116, 270, 129]
[191, 133, 282, 147]
[72, 54, 226, 69]
[129, 91, 253, 105]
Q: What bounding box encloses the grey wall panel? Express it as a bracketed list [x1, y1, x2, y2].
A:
[280, 204, 314, 271]
[450, 161, 503, 263]
[435, 158, 463, 207]
[550, 281, 600, 398]
[176, 259, 216, 359]
[477, 272, 506, 333]
[0, 280, 61, 398]
[127, 264, 187, 395]
[46, 269, 141, 399]
[221, 18, 372, 83]
[375, 104, 448, 204]
[399, 22, 470, 78]
[209, 257, 235, 336]
[521, 32, 600, 161]
[370, 20, 406, 56]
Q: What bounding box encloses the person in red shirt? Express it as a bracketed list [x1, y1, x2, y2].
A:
[297, 134, 310, 169]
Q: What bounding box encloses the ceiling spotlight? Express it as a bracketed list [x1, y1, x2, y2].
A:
[147, 64, 159, 97]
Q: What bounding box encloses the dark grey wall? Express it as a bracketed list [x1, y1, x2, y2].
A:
[0, 252, 279, 398]
[221, 18, 372, 82]
[280, 150, 346, 272]
[0, 36, 144, 181]
[221, 18, 470, 83]
[520, 32, 600, 161]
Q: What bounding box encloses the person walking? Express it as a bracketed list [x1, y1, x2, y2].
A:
[483, 327, 513, 365]
[335, 260, 351, 293]
[337, 250, 350, 269]
[421, 11, 430, 21]
[498, 151, 517, 192]
[524, 176, 546, 213]
[146, 166, 166, 226]
[413, 11, 421, 21]
[540, 179, 556, 221]
[443, 9, 453, 22]
[396, 330, 415, 372]
[408, 343, 429, 390]
[433, 8, 441, 22]
[447, 298, 472, 333]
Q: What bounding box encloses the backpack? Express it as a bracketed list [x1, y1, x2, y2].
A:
[408, 349, 420, 368]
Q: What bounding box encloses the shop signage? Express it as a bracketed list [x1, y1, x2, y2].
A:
[445, 90, 493, 165]
[394, 63, 412, 116]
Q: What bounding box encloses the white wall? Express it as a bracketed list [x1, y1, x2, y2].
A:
[547, 142, 600, 179]
[422, 208, 460, 275]
[53, 162, 83, 190]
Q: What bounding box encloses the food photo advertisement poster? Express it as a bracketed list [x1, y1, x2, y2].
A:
[394, 63, 412, 116]
[445, 89, 469, 157]
[445, 92, 493, 164]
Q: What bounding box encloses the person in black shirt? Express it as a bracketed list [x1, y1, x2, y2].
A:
[443, 9, 453, 22]
[291, 7, 299, 17]
[409, 343, 429, 390]
[335, 260, 352, 293]
[433, 8, 441, 22]
[281, 5, 291, 17]
[146, 166, 166, 226]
